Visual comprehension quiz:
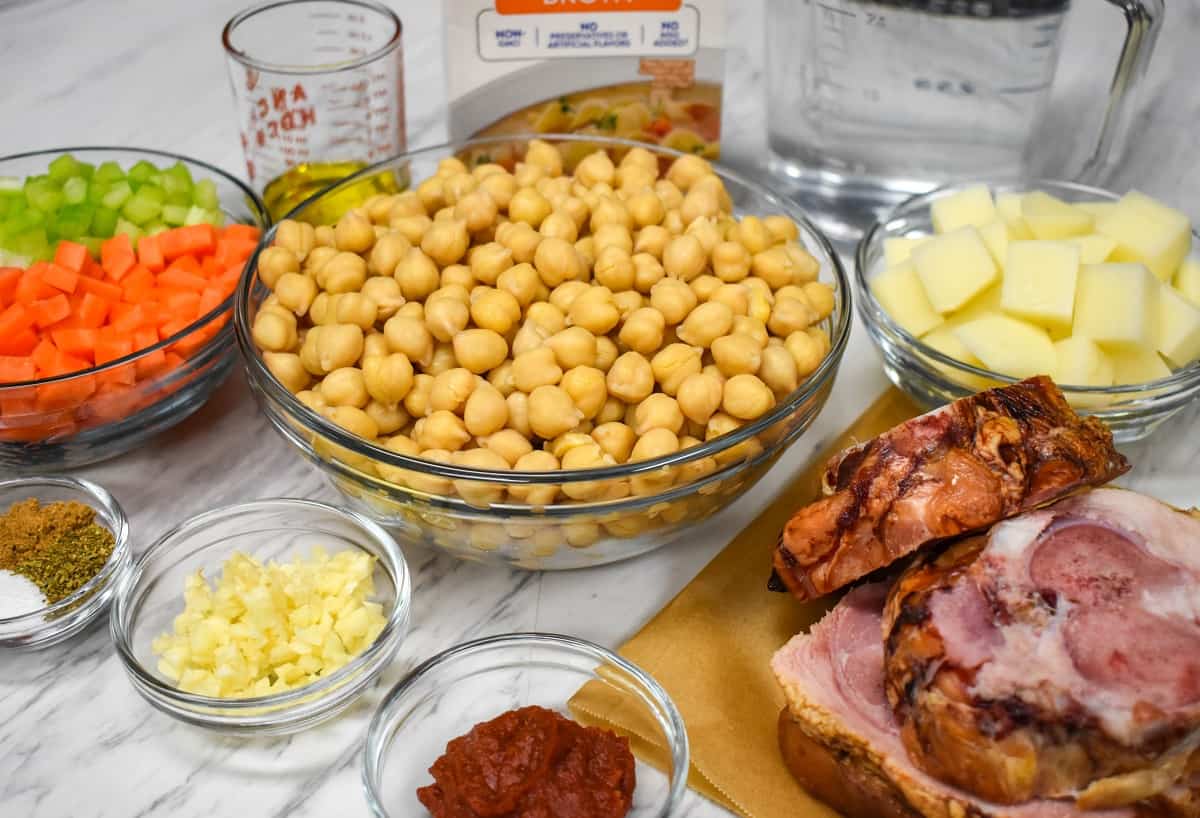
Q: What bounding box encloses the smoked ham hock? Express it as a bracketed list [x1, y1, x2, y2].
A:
[883, 489, 1200, 816]
[774, 377, 1129, 602]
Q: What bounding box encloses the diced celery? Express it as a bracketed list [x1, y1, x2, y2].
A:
[76, 161, 95, 180]
[47, 153, 81, 182]
[91, 207, 119, 238]
[165, 189, 191, 207]
[87, 181, 110, 205]
[161, 203, 190, 226]
[114, 217, 143, 242]
[137, 183, 166, 205]
[144, 221, 169, 236]
[0, 248, 32, 267]
[102, 181, 133, 209]
[63, 176, 88, 204]
[0, 176, 21, 193]
[162, 162, 194, 195]
[55, 203, 95, 239]
[192, 178, 218, 210]
[93, 161, 125, 185]
[127, 160, 158, 184]
[25, 176, 64, 212]
[79, 237, 105, 256]
[183, 205, 217, 226]
[121, 193, 162, 224]
[10, 228, 49, 260]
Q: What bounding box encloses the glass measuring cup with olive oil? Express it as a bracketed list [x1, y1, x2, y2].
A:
[766, 0, 1164, 243]
[222, 0, 407, 221]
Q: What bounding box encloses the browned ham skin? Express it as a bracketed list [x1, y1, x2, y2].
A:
[775, 376, 1129, 602]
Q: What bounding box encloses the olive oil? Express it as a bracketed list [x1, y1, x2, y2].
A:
[262, 160, 403, 223]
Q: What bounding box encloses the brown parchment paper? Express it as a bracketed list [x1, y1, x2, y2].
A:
[570, 388, 921, 818]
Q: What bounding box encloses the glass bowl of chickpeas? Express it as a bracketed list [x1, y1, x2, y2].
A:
[235, 135, 850, 569]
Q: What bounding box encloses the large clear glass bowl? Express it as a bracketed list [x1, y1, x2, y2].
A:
[855, 179, 1200, 442]
[235, 135, 851, 569]
[110, 498, 411, 735]
[0, 147, 268, 470]
[362, 633, 689, 818]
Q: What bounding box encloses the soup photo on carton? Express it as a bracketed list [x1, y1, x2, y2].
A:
[445, 0, 726, 163]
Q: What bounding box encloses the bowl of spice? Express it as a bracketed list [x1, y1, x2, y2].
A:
[362, 633, 689, 818]
[0, 475, 130, 649]
[110, 498, 411, 735]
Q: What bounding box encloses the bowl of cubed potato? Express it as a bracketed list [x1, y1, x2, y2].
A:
[856, 180, 1200, 442]
[235, 135, 851, 569]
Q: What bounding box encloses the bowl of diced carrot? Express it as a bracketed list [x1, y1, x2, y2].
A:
[0, 148, 269, 469]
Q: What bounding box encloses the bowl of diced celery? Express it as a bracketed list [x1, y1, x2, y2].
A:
[0, 148, 268, 469]
[856, 180, 1200, 442]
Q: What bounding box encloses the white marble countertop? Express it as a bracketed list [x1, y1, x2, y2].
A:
[1, 2, 1198, 817]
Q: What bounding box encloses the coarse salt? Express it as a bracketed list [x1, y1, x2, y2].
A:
[0, 569, 46, 618]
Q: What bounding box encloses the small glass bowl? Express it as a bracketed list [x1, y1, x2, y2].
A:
[236, 134, 851, 569]
[0, 475, 131, 650]
[362, 632, 689, 818]
[0, 147, 269, 471]
[110, 498, 411, 735]
[856, 179, 1200, 442]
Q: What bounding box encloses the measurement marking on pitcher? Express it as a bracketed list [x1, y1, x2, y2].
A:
[816, 2, 854, 17]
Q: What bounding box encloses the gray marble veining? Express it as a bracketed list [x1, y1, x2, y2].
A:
[1, 1, 1198, 816]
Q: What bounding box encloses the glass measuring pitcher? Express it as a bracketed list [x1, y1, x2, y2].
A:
[765, 0, 1164, 243]
[222, 0, 407, 221]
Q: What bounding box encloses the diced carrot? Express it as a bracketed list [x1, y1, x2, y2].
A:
[158, 317, 192, 341]
[0, 303, 35, 337]
[159, 224, 217, 260]
[53, 241, 90, 273]
[166, 253, 202, 276]
[79, 255, 103, 279]
[96, 363, 137, 387]
[77, 275, 124, 302]
[158, 267, 208, 293]
[15, 267, 57, 303]
[0, 356, 36, 384]
[120, 265, 156, 302]
[132, 326, 160, 353]
[215, 238, 259, 269]
[0, 329, 38, 357]
[135, 348, 167, 378]
[36, 373, 95, 411]
[196, 287, 226, 318]
[31, 339, 58, 373]
[0, 394, 37, 417]
[94, 335, 134, 366]
[164, 290, 201, 319]
[101, 234, 137, 280]
[199, 254, 223, 279]
[222, 224, 261, 243]
[50, 328, 98, 361]
[30, 294, 71, 329]
[77, 292, 111, 329]
[137, 233, 165, 273]
[0, 267, 21, 303]
[43, 262, 80, 294]
[109, 304, 146, 334]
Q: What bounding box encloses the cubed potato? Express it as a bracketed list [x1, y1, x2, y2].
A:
[1095, 191, 1192, 282]
[1176, 257, 1200, 307]
[921, 329, 996, 391]
[1073, 263, 1157, 350]
[1075, 201, 1118, 221]
[979, 220, 1009, 268]
[1001, 241, 1079, 329]
[1155, 285, 1200, 367]
[912, 226, 999, 313]
[1054, 336, 1114, 387]
[1069, 234, 1118, 265]
[1021, 191, 1095, 240]
[941, 284, 1002, 331]
[932, 184, 996, 233]
[884, 236, 929, 267]
[996, 193, 1034, 239]
[954, 312, 1057, 379]
[870, 262, 943, 337]
[1110, 346, 1172, 385]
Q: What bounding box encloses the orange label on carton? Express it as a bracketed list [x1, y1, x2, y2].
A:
[496, 0, 682, 13]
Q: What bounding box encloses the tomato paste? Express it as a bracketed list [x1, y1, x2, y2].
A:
[417, 705, 636, 818]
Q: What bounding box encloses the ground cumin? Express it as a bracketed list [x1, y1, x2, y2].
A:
[0, 498, 115, 604]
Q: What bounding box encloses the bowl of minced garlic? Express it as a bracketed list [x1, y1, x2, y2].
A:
[0, 476, 131, 649]
[110, 498, 411, 735]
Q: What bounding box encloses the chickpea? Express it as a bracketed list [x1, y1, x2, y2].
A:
[677, 301, 734, 348]
[489, 262, 537, 309]
[802, 281, 835, 321]
[726, 215, 770, 255]
[629, 428, 680, 495]
[690, 274, 723, 303]
[749, 246, 798, 290]
[759, 215, 796, 244]
[686, 217, 723, 255]
[592, 223, 633, 255]
[389, 214, 432, 245]
[512, 346, 563, 392]
[613, 290, 644, 320]
[506, 390, 532, 437]
[470, 287, 522, 335]
[446, 328, 505, 375]
[436, 157, 469, 178]
[575, 150, 616, 187]
[677, 446, 718, 489]
[567, 286, 619, 335]
[481, 428, 533, 466]
[314, 224, 336, 248]
[606, 351, 654, 403]
[514, 161, 547, 189]
[594, 335, 619, 372]
[508, 187, 553, 228]
[650, 343, 703, 396]
[333, 292, 378, 330]
[592, 245, 635, 292]
[388, 191, 426, 220]
[302, 324, 364, 375]
[712, 241, 751, 283]
[320, 366, 369, 408]
[722, 373, 775, 420]
[634, 224, 670, 259]
[258, 245, 300, 288]
[458, 242, 509, 286]
[732, 315, 770, 348]
[691, 175, 732, 211]
[478, 172, 517, 210]
[449, 188, 497, 234]
[589, 196, 632, 233]
[615, 307, 663, 356]
[403, 372, 434, 417]
[495, 220, 542, 263]
[364, 399, 407, 435]
[360, 276, 405, 320]
[748, 289, 773, 325]
[768, 295, 818, 338]
[666, 155, 711, 191]
[487, 360, 517, 396]
[429, 368, 477, 415]
[391, 248, 438, 302]
[296, 388, 327, 412]
[710, 283, 750, 317]
[618, 145, 658, 174]
[361, 332, 390, 362]
[384, 314, 434, 368]
[559, 442, 617, 501]
[538, 210, 577, 243]
[533, 237, 586, 288]
[525, 301, 566, 334]
[634, 393, 685, 436]
[594, 395, 624, 425]
[528, 384, 582, 440]
[274, 220, 316, 261]
[705, 411, 741, 443]
[415, 409, 471, 451]
[548, 280, 590, 313]
[519, 138, 561, 175]
[451, 448, 510, 507]
[302, 245, 338, 278]
[662, 234, 707, 282]
[463, 381, 509, 437]
[418, 218, 468, 267]
[626, 188, 666, 228]
[511, 320, 551, 358]
[629, 253, 664, 294]
[540, 326, 594, 371]
[334, 210, 375, 254]
[398, 300, 425, 321]
[509, 450, 560, 505]
[677, 372, 724, 425]
[588, 421, 634, 464]
[759, 343, 800, 398]
[362, 353, 414, 405]
[711, 333, 764, 377]
[324, 405, 379, 440]
[560, 365, 607, 420]
[415, 175, 446, 212]
[312, 251, 365, 294]
[252, 309, 298, 352]
[649, 278, 698, 325]
[262, 351, 310, 393]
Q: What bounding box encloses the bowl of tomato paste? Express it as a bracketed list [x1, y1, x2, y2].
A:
[362, 632, 689, 818]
